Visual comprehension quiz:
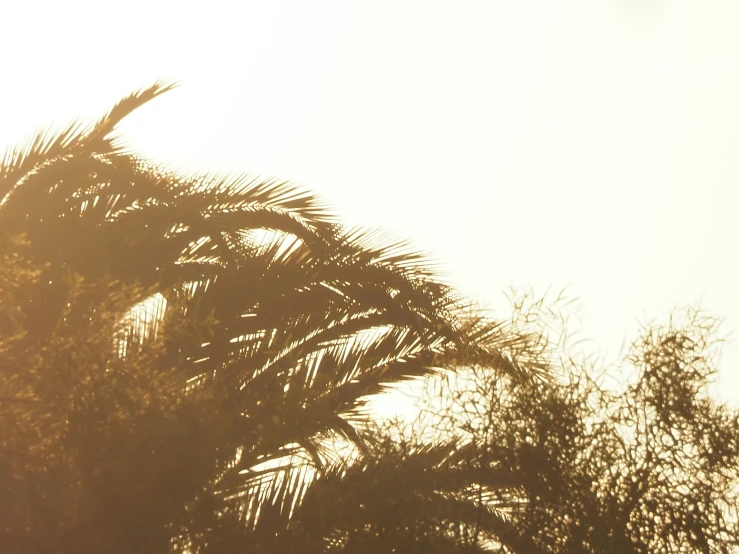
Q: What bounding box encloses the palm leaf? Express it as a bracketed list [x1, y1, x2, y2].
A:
[0, 81, 174, 202]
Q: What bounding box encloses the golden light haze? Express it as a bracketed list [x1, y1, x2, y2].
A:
[2, 0, 737, 401]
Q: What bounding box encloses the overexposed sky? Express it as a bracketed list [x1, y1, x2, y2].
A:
[2, 0, 738, 401]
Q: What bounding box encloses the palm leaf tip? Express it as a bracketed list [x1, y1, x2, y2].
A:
[0, 80, 179, 205]
[90, 79, 180, 144]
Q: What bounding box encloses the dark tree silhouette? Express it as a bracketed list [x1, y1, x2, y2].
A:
[410, 298, 739, 554]
[0, 84, 538, 553]
[3, 84, 736, 554]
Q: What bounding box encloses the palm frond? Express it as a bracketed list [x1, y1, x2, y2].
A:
[88, 80, 178, 149]
[1, 83, 547, 553]
[280, 442, 530, 553]
[0, 81, 175, 205]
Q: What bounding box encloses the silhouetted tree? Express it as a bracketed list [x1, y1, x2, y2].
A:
[0, 84, 538, 553]
[5, 84, 735, 554]
[412, 298, 739, 553]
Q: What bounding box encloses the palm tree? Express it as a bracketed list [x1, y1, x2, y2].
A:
[219, 434, 546, 554]
[0, 83, 542, 553]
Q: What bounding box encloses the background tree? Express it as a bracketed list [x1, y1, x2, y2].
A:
[409, 293, 739, 553]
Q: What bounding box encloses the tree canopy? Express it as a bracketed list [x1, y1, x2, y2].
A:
[1, 85, 737, 553]
[405, 300, 739, 553]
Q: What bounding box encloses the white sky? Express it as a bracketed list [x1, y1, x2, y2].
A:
[2, 0, 738, 403]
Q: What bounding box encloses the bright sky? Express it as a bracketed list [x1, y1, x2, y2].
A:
[2, 0, 738, 403]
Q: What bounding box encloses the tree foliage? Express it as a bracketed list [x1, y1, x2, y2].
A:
[0, 84, 537, 553]
[411, 297, 739, 553]
[1, 85, 737, 554]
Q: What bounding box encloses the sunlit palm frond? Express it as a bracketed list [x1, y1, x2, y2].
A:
[339, 225, 444, 275]
[0, 81, 174, 204]
[0, 119, 88, 200]
[3, 84, 547, 553]
[191, 172, 334, 224]
[277, 441, 532, 553]
[87, 80, 177, 151]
